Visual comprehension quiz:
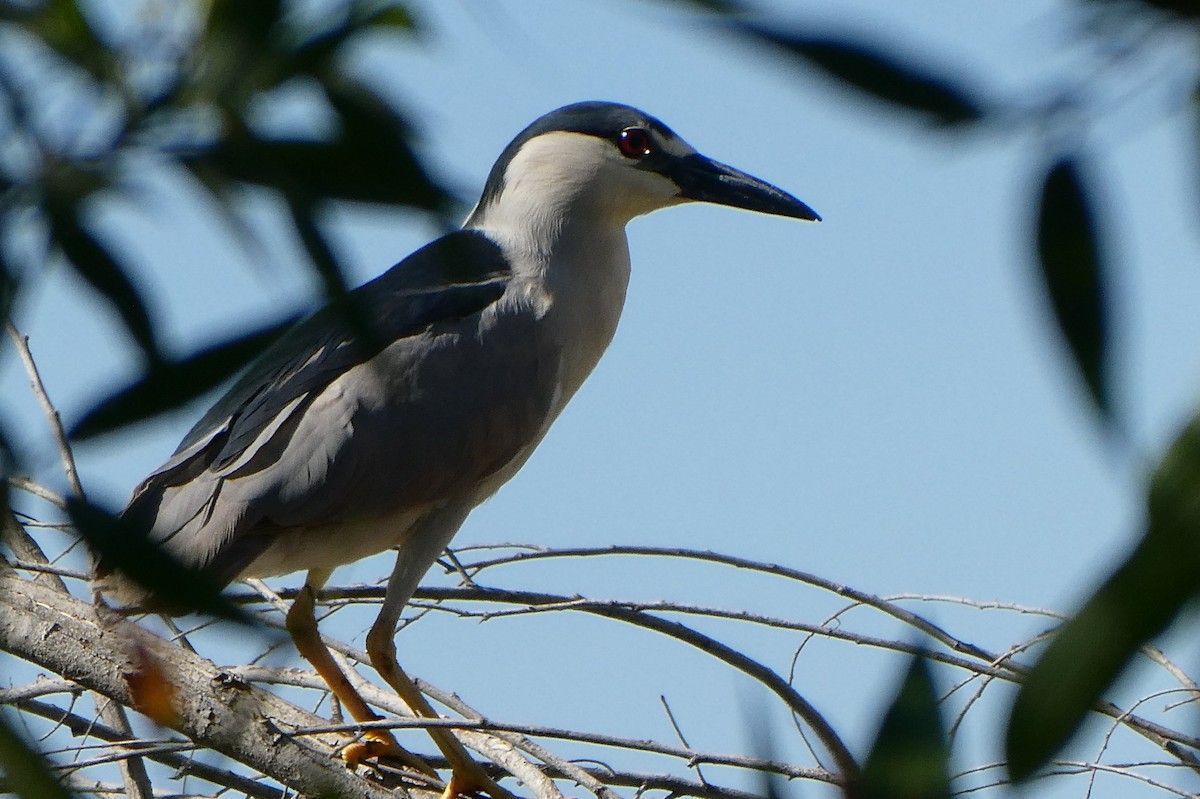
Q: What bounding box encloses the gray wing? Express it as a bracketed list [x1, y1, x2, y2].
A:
[123, 230, 560, 583]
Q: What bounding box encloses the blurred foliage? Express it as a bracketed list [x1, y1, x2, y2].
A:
[4, 0, 1200, 796]
[738, 25, 984, 127]
[66, 496, 254, 622]
[1, 3, 444, 790]
[1035, 159, 1110, 421]
[728, 0, 1200, 784]
[70, 315, 296, 439]
[861, 654, 950, 799]
[0, 710, 73, 799]
[0, 0, 451, 437]
[1008, 412, 1200, 779]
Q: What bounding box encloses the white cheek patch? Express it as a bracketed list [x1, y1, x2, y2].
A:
[504, 132, 611, 205]
[475, 129, 695, 229]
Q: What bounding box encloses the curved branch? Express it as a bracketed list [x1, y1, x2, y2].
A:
[306, 583, 859, 785]
[453, 545, 1006, 666]
[239, 579, 1200, 773]
[289, 717, 836, 784]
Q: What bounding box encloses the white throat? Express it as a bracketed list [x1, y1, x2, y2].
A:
[465, 132, 641, 406]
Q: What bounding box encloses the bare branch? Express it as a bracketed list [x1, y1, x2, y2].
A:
[12, 696, 288, 799]
[286, 718, 837, 784]
[5, 324, 84, 499]
[235, 579, 1200, 772]
[8, 477, 70, 509]
[454, 545, 1006, 665]
[0, 569, 430, 799]
[426, 589, 851, 780]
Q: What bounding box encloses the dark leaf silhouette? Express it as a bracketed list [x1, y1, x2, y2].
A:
[1086, 0, 1200, 21]
[284, 191, 350, 302]
[0, 710, 74, 799]
[1035, 158, 1111, 422]
[70, 318, 295, 440]
[739, 25, 983, 126]
[184, 132, 444, 209]
[321, 76, 447, 213]
[67, 498, 253, 623]
[1007, 411, 1200, 779]
[26, 0, 109, 85]
[862, 653, 951, 799]
[45, 202, 161, 364]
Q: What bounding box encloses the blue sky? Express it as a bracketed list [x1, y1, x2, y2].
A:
[5, 1, 1200, 796]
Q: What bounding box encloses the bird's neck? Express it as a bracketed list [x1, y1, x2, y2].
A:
[467, 204, 632, 408]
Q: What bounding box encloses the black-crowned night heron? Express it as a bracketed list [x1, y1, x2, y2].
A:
[115, 101, 819, 797]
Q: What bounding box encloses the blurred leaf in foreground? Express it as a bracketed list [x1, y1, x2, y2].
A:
[737, 24, 984, 126]
[0, 709, 74, 799]
[68, 498, 253, 623]
[1007, 410, 1200, 780]
[71, 318, 295, 440]
[1035, 157, 1112, 424]
[862, 653, 951, 799]
[44, 201, 162, 365]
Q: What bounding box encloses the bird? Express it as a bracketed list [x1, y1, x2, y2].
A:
[113, 101, 820, 797]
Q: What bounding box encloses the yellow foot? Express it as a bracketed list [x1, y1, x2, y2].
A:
[441, 763, 516, 799]
[341, 729, 437, 778]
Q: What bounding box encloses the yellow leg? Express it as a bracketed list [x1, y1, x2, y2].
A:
[366, 620, 515, 799]
[285, 584, 435, 777]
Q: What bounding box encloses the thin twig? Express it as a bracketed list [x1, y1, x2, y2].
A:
[286, 717, 837, 784]
[12, 697, 287, 799]
[5, 559, 89, 581]
[1, 511, 70, 592]
[302, 583, 858, 783]
[660, 695, 709, 787]
[7, 477, 69, 509]
[6, 323, 84, 499]
[457, 545, 1004, 665]
[7, 324, 157, 796]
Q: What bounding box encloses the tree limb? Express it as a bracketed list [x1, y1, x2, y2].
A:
[0, 568, 425, 799]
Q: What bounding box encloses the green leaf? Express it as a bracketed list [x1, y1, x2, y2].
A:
[1036, 158, 1111, 421]
[67, 498, 253, 623]
[739, 25, 983, 126]
[185, 132, 446, 210]
[70, 318, 295, 440]
[1007, 410, 1200, 780]
[358, 4, 419, 30]
[668, 0, 746, 14]
[0, 710, 74, 799]
[44, 202, 161, 364]
[284, 190, 350, 299]
[321, 76, 447, 212]
[1088, 0, 1200, 22]
[862, 653, 951, 799]
[206, 0, 286, 51]
[26, 0, 110, 85]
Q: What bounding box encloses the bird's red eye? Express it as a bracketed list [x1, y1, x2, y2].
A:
[617, 127, 652, 159]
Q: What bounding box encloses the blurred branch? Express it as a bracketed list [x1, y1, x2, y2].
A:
[8, 477, 69, 509]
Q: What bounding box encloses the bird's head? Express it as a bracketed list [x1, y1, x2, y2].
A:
[465, 101, 820, 233]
